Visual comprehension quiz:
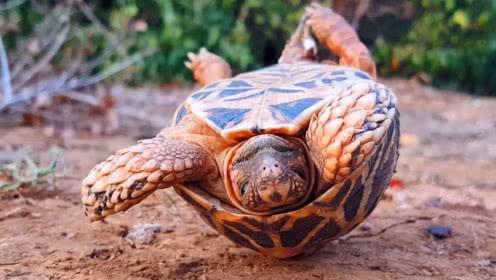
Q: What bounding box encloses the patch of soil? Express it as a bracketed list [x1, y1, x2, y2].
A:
[1, 79, 495, 280]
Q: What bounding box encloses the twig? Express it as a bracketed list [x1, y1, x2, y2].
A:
[13, 24, 70, 92]
[0, 261, 22, 266]
[341, 216, 433, 241]
[0, 0, 26, 12]
[58, 91, 100, 106]
[10, 15, 68, 78]
[0, 1, 154, 121]
[119, 105, 167, 128]
[14, 189, 29, 205]
[0, 206, 30, 221]
[0, 36, 13, 106]
[0, 50, 153, 110]
[79, 39, 130, 73]
[64, 49, 154, 88]
[352, 0, 372, 29]
[55, 175, 81, 181]
[76, 0, 127, 54]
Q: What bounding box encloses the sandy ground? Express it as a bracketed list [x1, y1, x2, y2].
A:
[0, 79, 495, 280]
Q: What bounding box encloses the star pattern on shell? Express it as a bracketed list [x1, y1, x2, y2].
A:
[185, 62, 374, 141]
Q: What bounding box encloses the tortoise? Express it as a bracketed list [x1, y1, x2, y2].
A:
[82, 3, 399, 259]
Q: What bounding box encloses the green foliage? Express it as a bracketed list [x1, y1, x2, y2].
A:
[101, 0, 307, 82]
[4, 0, 495, 94]
[373, 0, 496, 94]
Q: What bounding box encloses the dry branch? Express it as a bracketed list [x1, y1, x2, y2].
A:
[352, 0, 371, 29]
[0, 50, 152, 111]
[10, 15, 68, 79]
[0, 36, 13, 106]
[0, 0, 155, 132]
[341, 216, 434, 241]
[12, 24, 70, 92]
[75, 0, 127, 55]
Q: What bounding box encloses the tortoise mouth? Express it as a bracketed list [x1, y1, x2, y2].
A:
[240, 171, 309, 212]
[229, 135, 315, 214]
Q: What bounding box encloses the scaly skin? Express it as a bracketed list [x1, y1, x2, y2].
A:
[306, 81, 397, 194]
[82, 50, 233, 221]
[185, 47, 232, 86]
[81, 3, 400, 259]
[81, 136, 218, 221]
[305, 3, 377, 78]
[278, 15, 318, 63]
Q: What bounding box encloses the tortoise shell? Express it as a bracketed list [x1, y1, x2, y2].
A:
[174, 62, 374, 142]
[81, 3, 399, 260]
[171, 62, 399, 258]
[175, 113, 399, 258]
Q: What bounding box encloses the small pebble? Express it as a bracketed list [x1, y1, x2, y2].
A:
[359, 224, 371, 231]
[476, 259, 496, 267]
[125, 223, 174, 245]
[425, 197, 445, 208]
[426, 225, 453, 239]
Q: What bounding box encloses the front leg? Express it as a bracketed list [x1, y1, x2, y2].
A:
[185, 47, 232, 86]
[82, 135, 218, 221]
[306, 82, 399, 195]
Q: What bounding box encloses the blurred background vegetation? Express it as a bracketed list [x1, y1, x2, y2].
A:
[1, 0, 495, 95]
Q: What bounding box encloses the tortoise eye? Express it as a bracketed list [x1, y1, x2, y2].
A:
[240, 182, 249, 196]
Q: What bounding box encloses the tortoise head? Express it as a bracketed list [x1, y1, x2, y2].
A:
[229, 135, 313, 213]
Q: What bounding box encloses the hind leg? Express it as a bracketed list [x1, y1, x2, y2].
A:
[185, 48, 232, 86]
[278, 15, 318, 63]
[305, 3, 377, 78]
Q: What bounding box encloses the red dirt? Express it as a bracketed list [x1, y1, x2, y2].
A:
[1, 79, 495, 280]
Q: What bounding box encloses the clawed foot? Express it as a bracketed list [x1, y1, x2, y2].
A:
[304, 2, 328, 18]
[304, 3, 340, 48]
[304, 2, 377, 78]
[185, 47, 232, 86]
[278, 15, 318, 63]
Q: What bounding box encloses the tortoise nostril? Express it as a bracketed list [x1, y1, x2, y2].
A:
[274, 164, 279, 168]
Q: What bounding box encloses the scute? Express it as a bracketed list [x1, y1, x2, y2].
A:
[186, 61, 375, 142]
[172, 109, 400, 258]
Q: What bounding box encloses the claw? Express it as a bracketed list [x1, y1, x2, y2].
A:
[306, 2, 323, 16]
[184, 48, 232, 86]
[305, 5, 314, 14]
[187, 52, 196, 61]
[303, 38, 317, 55]
[310, 2, 321, 9]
